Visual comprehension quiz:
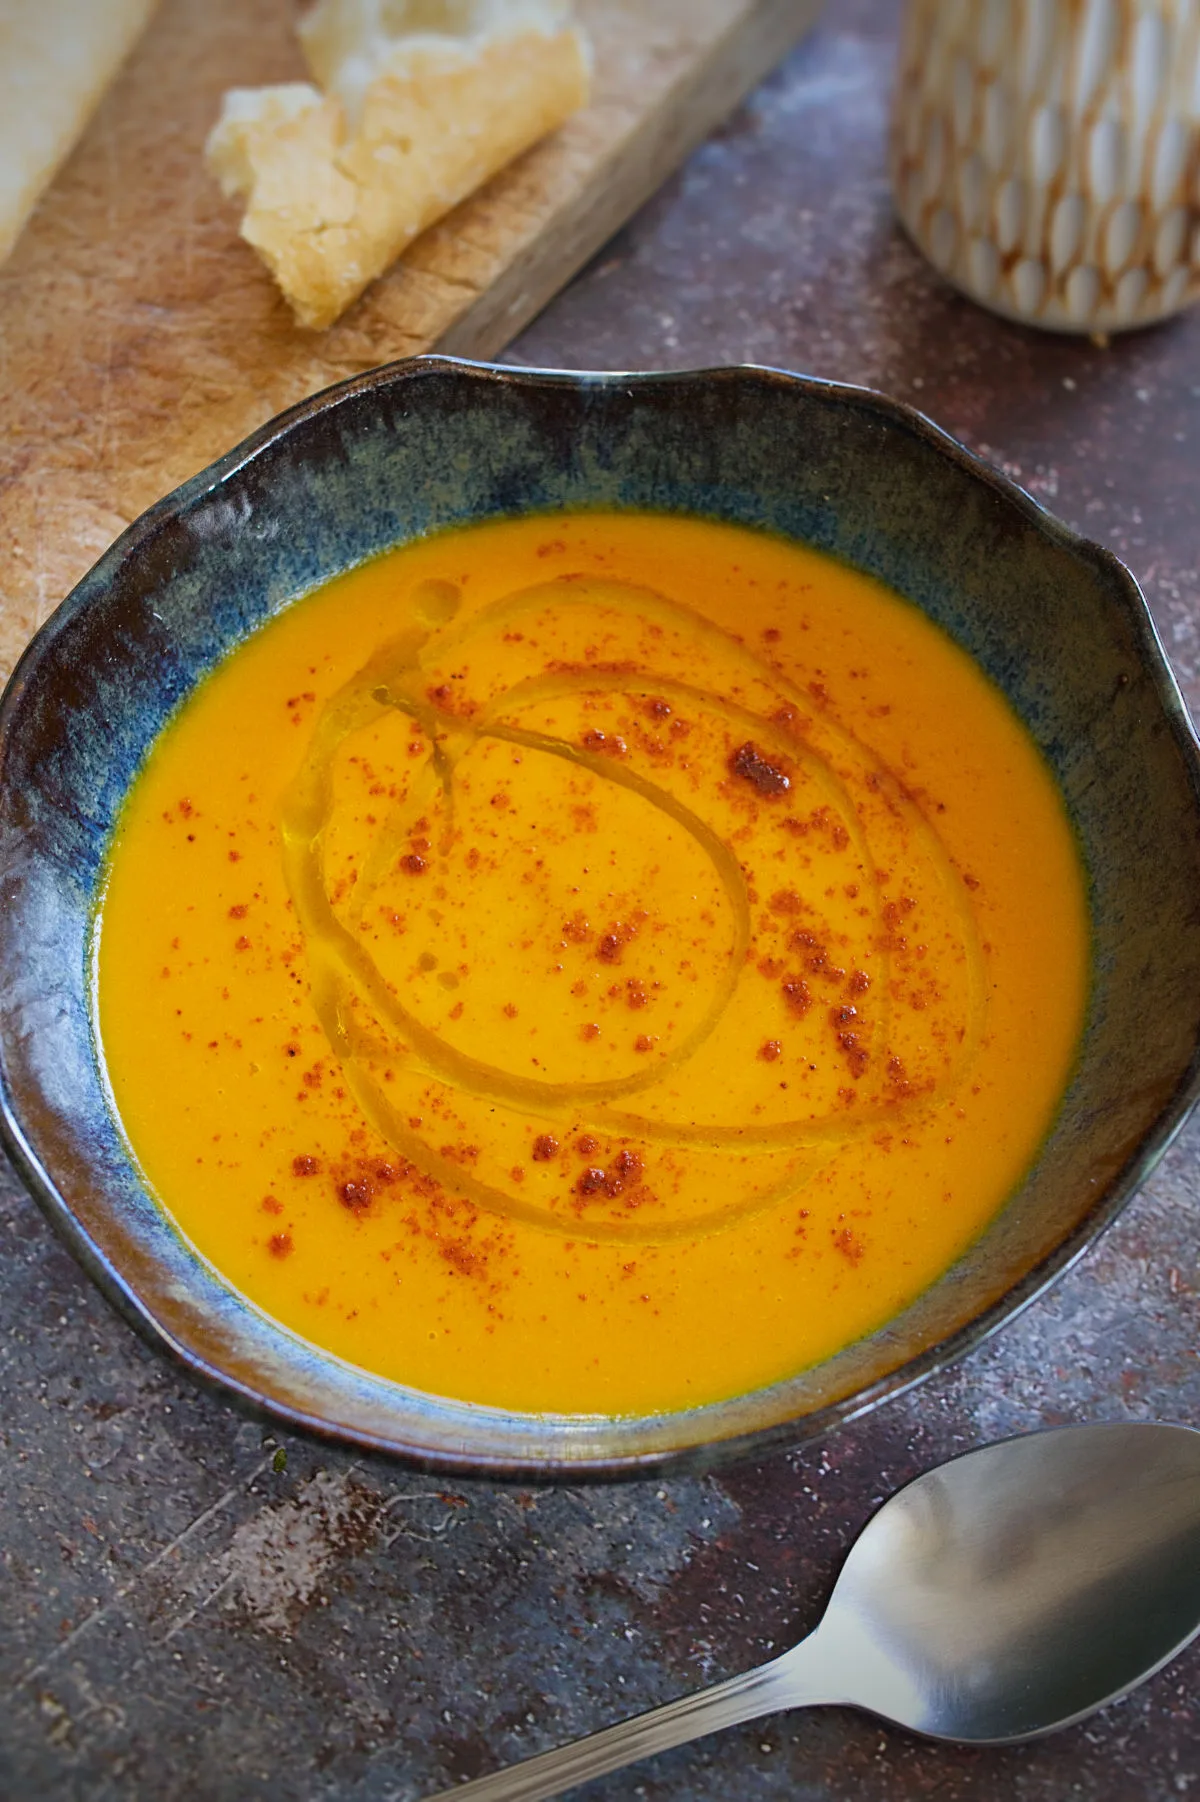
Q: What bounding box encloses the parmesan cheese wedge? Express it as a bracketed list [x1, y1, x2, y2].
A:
[206, 0, 590, 330]
[0, 0, 158, 265]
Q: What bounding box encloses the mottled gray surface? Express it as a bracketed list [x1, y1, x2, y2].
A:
[6, 1, 1200, 1797]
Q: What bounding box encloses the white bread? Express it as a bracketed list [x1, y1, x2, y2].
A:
[206, 0, 590, 330]
[0, 0, 158, 265]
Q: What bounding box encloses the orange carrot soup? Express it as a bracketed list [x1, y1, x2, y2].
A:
[95, 513, 1088, 1415]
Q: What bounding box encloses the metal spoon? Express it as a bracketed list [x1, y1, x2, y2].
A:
[428, 1422, 1200, 1800]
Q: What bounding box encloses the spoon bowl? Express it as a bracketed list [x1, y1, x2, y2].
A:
[804, 1420, 1200, 1742]
[432, 1423, 1200, 1798]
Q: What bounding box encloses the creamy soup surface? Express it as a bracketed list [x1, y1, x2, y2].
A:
[96, 512, 1088, 1414]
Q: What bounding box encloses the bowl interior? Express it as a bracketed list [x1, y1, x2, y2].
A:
[3, 360, 1199, 1475]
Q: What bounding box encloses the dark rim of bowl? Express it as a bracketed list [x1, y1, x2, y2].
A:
[2, 356, 1199, 1480]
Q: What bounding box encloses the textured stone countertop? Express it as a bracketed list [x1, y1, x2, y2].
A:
[5, 2, 1200, 1798]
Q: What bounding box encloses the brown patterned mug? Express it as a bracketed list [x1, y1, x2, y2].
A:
[892, 0, 1200, 333]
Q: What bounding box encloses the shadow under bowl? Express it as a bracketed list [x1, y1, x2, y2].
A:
[2, 358, 1199, 1477]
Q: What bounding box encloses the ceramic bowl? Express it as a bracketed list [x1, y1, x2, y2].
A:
[2, 358, 1199, 1477]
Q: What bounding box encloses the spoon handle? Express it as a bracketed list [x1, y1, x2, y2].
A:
[425, 1654, 804, 1801]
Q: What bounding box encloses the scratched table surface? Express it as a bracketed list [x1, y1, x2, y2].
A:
[5, 2, 1200, 1798]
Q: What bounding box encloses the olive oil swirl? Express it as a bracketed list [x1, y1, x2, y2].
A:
[280, 577, 988, 1242]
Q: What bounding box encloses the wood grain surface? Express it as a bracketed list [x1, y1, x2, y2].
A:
[0, 0, 818, 682]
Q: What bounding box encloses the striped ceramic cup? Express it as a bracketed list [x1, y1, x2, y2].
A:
[891, 0, 1200, 333]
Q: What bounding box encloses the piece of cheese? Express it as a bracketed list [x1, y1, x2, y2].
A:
[207, 0, 590, 330]
[0, 0, 158, 265]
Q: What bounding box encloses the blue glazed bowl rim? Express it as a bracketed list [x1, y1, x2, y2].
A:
[2, 354, 1199, 1478]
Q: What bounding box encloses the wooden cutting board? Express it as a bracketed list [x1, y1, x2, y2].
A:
[0, 0, 820, 681]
